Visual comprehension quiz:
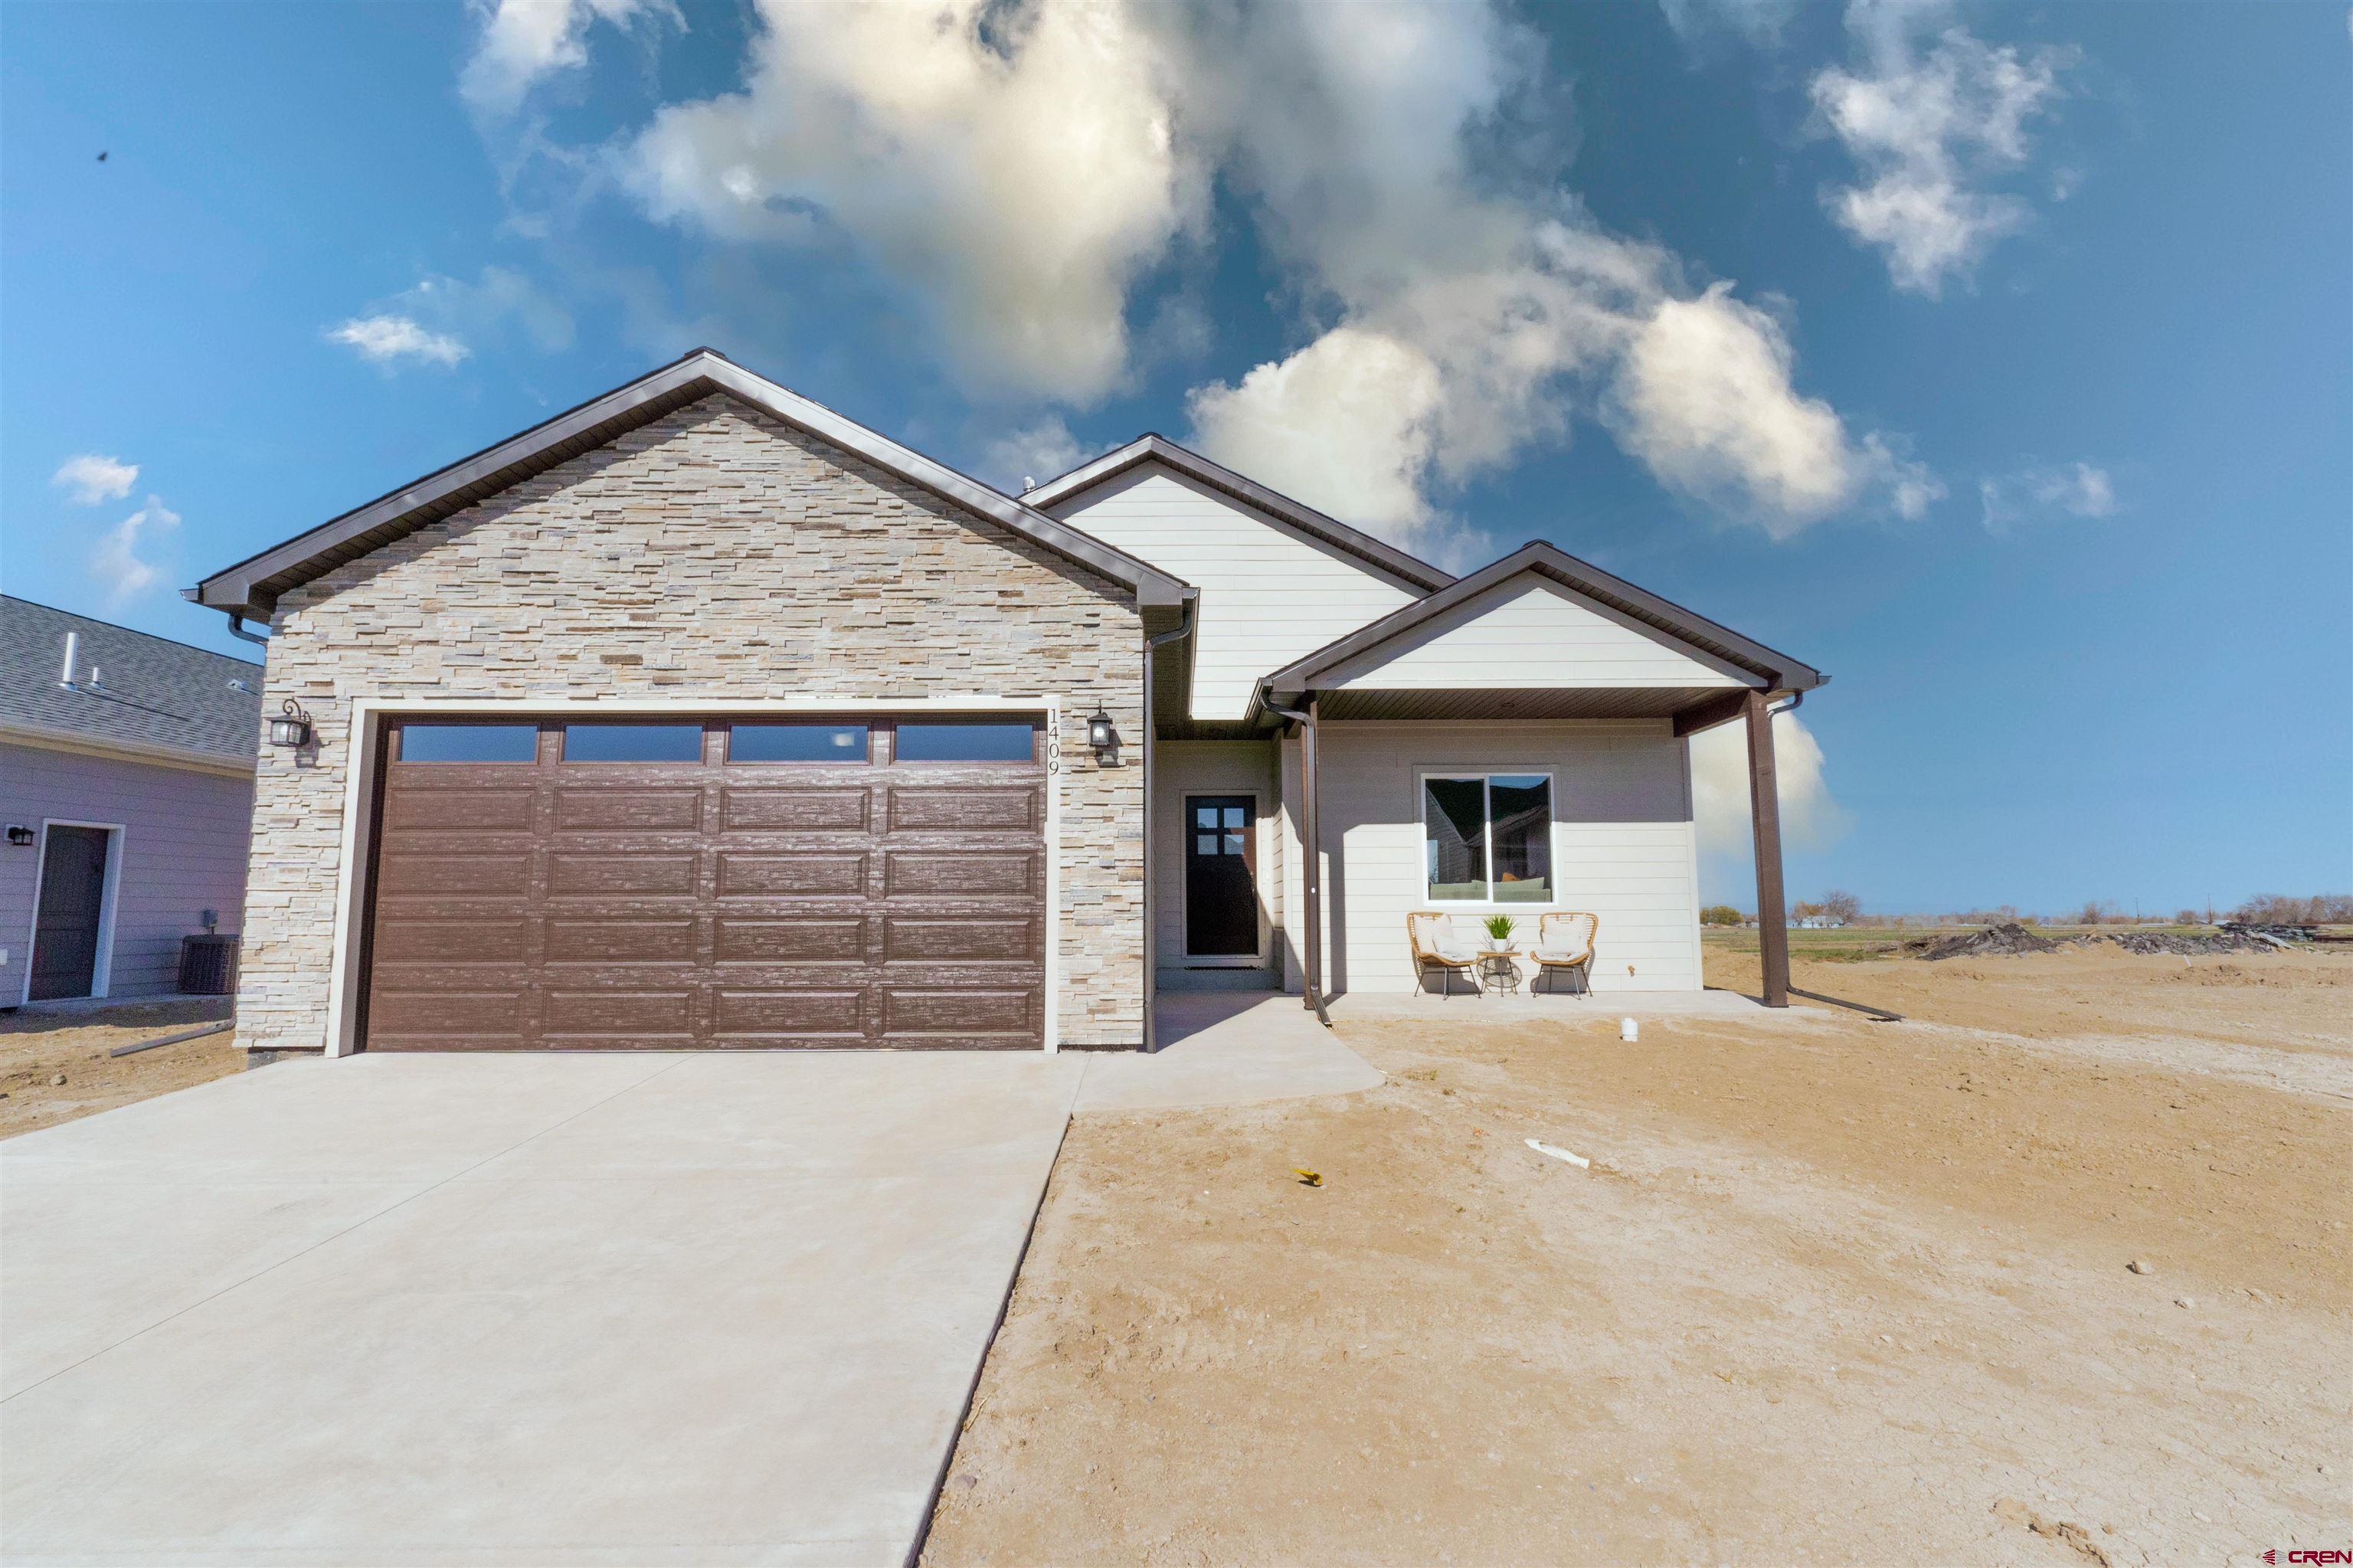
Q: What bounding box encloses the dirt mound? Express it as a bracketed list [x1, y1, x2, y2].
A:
[1903, 921, 2320, 962]
[1905, 921, 2062, 960]
[2102, 927, 2286, 956]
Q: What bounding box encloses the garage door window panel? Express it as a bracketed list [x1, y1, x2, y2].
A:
[561, 723, 707, 763]
[731, 723, 869, 762]
[397, 724, 541, 763]
[892, 722, 1037, 763]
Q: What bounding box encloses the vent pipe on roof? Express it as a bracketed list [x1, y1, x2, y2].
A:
[58, 632, 78, 689]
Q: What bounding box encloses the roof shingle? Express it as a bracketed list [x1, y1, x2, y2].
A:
[1, 597, 262, 766]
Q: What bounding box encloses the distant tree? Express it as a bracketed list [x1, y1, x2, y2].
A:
[1821, 890, 1861, 924]
[2175, 908, 2201, 926]
[1700, 905, 1744, 926]
[2231, 893, 2353, 925]
[1790, 899, 1823, 921]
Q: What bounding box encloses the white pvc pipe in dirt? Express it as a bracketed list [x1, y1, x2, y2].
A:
[1620, 1017, 1639, 1043]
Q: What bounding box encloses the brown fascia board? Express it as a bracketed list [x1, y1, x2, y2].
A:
[1023, 434, 1455, 595]
[189, 349, 1193, 620]
[1259, 538, 1828, 705]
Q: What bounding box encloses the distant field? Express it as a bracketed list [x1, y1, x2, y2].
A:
[1701, 925, 1912, 961]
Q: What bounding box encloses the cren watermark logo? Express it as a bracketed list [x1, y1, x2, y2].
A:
[2265, 1550, 2353, 1565]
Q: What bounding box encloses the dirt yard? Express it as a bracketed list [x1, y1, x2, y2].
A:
[0, 999, 241, 1139]
[925, 946, 2352, 1566]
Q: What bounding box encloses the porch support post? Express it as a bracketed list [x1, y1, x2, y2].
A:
[1298, 696, 1329, 1026]
[1745, 690, 1791, 1008]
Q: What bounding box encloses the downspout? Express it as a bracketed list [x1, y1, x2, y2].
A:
[1139, 593, 1196, 1052]
[225, 615, 270, 646]
[1269, 695, 1331, 1029]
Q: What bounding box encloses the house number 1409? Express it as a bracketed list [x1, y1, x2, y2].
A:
[1046, 711, 1059, 773]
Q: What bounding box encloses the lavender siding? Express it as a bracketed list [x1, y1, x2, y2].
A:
[0, 742, 254, 1002]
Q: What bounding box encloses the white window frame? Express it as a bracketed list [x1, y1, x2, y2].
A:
[1416, 770, 1556, 909]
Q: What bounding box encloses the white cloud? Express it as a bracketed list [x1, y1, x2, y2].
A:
[328, 315, 472, 368]
[478, 0, 1931, 545]
[52, 453, 139, 506]
[1978, 460, 2117, 531]
[1608, 283, 1943, 533]
[1167, 5, 1935, 550]
[1690, 709, 1847, 859]
[460, 0, 677, 116]
[1812, 14, 2075, 293]
[977, 416, 1089, 496]
[90, 495, 181, 604]
[402, 267, 575, 353]
[1187, 325, 1446, 541]
[620, 0, 1204, 401]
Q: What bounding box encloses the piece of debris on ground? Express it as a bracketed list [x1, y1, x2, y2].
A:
[0, 1000, 241, 1138]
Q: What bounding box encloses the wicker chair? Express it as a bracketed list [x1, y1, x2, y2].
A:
[1533, 912, 1599, 995]
[1408, 911, 1482, 997]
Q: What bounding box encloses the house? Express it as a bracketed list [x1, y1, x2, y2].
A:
[1, 597, 262, 1005]
[188, 350, 1819, 1059]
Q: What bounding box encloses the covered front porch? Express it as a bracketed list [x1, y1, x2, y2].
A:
[1144, 541, 1824, 1036]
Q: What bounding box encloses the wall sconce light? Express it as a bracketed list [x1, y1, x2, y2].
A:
[1087, 708, 1121, 766]
[5, 825, 34, 847]
[268, 699, 315, 749]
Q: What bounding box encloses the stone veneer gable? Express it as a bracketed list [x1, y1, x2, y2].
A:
[237, 394, 1145, 1052]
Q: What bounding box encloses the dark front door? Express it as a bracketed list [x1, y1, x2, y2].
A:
[30, 826, 111, 1001]
[1183, 795, 1258, 959]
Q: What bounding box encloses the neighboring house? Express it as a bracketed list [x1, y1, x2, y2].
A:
[188, 349, 1819, 1059]
[1, 597, 261, 1005]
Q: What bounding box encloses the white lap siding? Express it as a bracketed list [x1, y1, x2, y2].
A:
[1044, 466, 1419, 722]
[1295, 720, 1703, 994]
[0, 741, 254, 1001]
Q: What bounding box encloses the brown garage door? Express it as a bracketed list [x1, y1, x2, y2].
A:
[359, 715, 1047, 1049]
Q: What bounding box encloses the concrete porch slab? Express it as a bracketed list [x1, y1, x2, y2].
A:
[1078, 994, 1385, 1113]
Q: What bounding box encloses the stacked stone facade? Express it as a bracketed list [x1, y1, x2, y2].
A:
[237, 395, 1145, 1052]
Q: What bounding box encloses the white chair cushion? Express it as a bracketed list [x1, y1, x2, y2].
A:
[1533, 945, 1587, 963]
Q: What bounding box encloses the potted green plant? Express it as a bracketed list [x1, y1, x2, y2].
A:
[1481, 913, 1519, 951]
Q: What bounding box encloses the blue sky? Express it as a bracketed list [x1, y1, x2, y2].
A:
[4, 0, 2347, 914]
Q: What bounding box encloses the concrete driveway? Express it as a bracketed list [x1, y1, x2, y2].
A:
[1, 1050, 1085, 1567]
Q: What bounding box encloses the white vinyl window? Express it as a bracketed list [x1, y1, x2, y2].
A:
[1422, 773, 1553, 905]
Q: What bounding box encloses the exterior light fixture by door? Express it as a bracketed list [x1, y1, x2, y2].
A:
[267, 699, 314, 749]
[1087, 709, 1121, 766]
[5, 825, 34, 847]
